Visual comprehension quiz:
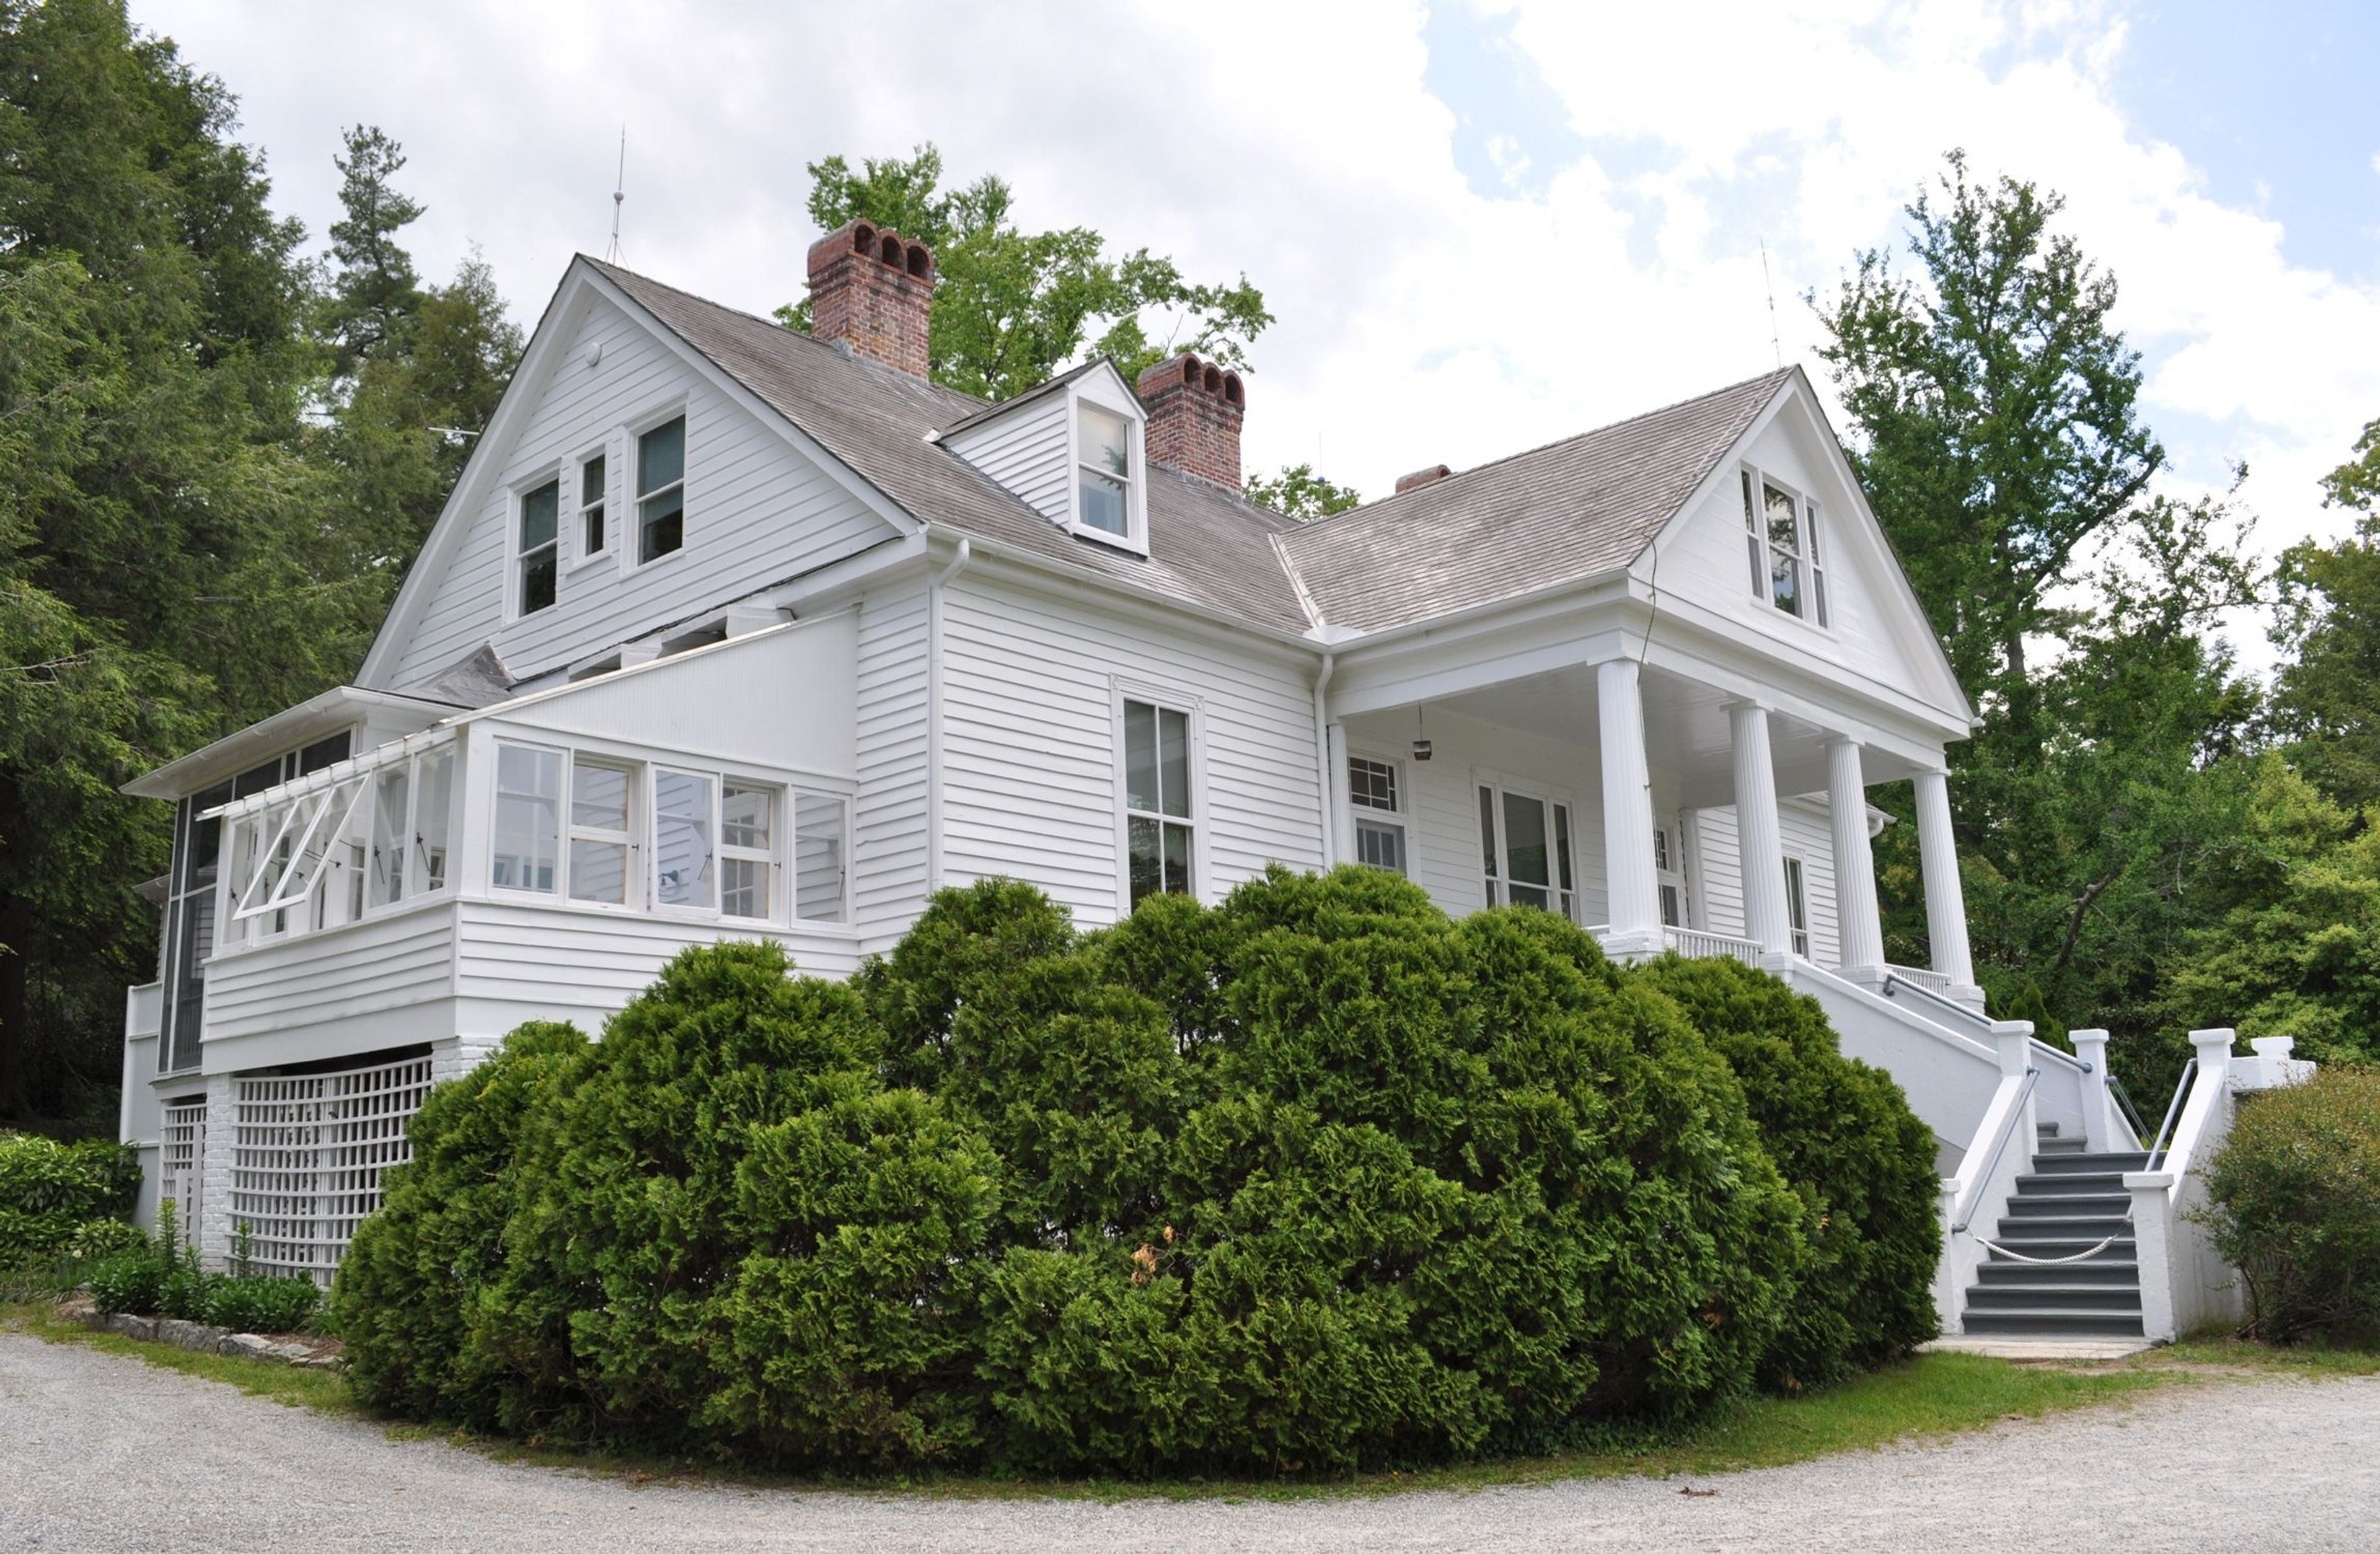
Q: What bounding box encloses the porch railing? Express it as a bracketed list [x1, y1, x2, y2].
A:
[1664, 926, 1764, 963]
[1886, 962, 1952, 994]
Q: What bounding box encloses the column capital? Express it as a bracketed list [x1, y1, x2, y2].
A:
[1822, 731, 1865, 752]
[1721, 694, 1770, 716]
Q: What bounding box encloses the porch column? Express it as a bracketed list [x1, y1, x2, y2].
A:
[1913, 767, 1981, 1002]
[1597, 658, 1663, 953]
[1728, 700, 1792, 957]
[1826, 737, 1887, 978]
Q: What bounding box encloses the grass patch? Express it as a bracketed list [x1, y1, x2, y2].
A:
[2151, 1333, 2380, 1379]
[2, 1301, 354, 1415]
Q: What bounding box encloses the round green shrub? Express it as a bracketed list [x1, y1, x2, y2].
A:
[0, 1133, 139, 1262]
[1636, 953, 1942, 1387]
[2200, 1066, 2380, 1343]
[68, 1218, 148, 1262]
[205, 1273, 322, 1335]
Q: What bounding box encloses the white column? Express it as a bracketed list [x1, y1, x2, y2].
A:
[1912, 767, 1980, 1001]
[1728, 700, 1792, 957]
[1597, 658, 1663, 954]
[1825, 736, 1886, 978]
[1323, 721, 1352, 867]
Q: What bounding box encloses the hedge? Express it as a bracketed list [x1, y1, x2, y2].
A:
[335, 869, 1941, 1475]
[0, 1131, 139, 1264]
[2200, 1066, 2380, 1343]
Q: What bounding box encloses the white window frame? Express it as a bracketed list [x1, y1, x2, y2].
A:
[489, 740, 566, 896]
[632, 406, 689, 570]
[1347, 750, 1408, 876]
[790, 789, 850, 925]
[511, 470, 564, 620]
[1653, 817, 1691, 929]
[1067, 385, 1150, 556]
[1740, 465, 1830, 630]
[649, 765, 719, 915]
[1475, 775, 1578, 921]
[566, 757, 638, 908]
[718, 779, 778, 922]
[1114, 685, 1201, 911]
[573, 438, 616, 569]
[1783, 852, 1812, 959]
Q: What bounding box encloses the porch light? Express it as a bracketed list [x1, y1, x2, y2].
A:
[1411, 739, 1432, 762]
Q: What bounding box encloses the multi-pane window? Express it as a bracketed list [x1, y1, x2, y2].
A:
[1123, 698, 1193, 906]
[1348, 754, 1407, 875]
[491, 743, 562, 893]
[1784, 855, 1811, 958]
[1078, 403, 1133, 538]
[1654, 824, 1686, 928]
[580, 452, 608, 559]
[653, 767, 715, 908]
[1741, 470, 1828, 626]
[720, 783, 772, 919]
[569, 762, 633, 904]
[1478, 784, 1576, 920]
[368, 765, 410, 908]
[518, 480, 560, 615]
[793, 792, 847, 922]
[638, 415, 686, 563]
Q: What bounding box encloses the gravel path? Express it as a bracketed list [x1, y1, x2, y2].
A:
[5, 1330, 2375, 1553]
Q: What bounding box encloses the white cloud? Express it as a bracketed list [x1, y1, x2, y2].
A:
[133, 0, 2380, 674]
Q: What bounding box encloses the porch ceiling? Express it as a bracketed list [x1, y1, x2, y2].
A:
[1417, 664, 1933, 809]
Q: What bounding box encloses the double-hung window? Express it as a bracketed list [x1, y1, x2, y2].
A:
[720, 783, 772, 920]
[1348, 755, 1407, 875]
[1123, 698, 1193, 907]
[1783, 855, 1811, 958]
[569, 761, 633, 904]
[1077, 403, 1133, 539]
[1654, 823, 1686, 928]
[579, 452, 609, 560]
[518, 479, 560, 615]
[653, 767, 715, 908]
[1742, 470, 1827, 625]
[1478, 783, 1576, 920]
[638, 415, 685, 563]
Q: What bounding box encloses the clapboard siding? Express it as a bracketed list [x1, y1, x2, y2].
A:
[943, 393, 1070, 523]
[1681, 797, 1843, 966]
[201, 903, 454, 1043]
[452, 901, 860, 1019]
[940, 572, 1322, 924]
[853, 582, 931, 949]
[391, 295, 896, 686]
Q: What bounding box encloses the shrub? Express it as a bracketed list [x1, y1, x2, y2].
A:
[2200, 1066, 2380, 1343]
[203, 1273, 323, 1334]
[0, 1132, 139, 1262]
[68, 1218, 149, 1262]
[1637, 954, 1942, 1387]
[86, 1249, 164, 1316]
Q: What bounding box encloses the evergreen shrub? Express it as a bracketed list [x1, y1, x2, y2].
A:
[1637, 955, 1942, 1385]
[333, 871, 1941, 1475]
[0, 1132, 139, 1262]
[2200, 1066, 2380, 1342]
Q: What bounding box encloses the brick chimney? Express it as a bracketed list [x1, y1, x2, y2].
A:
[1395, 464, 1452, 494]
[805, 219, 935, 377]
[1135, 352, 1244, 491]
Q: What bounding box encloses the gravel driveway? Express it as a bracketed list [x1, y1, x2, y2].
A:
[5, 1330, 2375, 1553]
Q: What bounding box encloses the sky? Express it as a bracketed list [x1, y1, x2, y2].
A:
[135, 0, 2380, 675]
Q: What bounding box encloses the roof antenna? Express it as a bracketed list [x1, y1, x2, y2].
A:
[605, 126, 627, 263]
[1759, 239, 1781, 369]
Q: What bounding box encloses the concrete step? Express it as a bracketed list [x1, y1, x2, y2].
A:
[1975, 1258, 2141, 1286]
[2035, 1136, 2088, 1156]
[2006, 1192, 2132, 1218]
[1962, 1307, 2146, 1337]
[2013, 1170, 2132, 1195]
[1996, 1211, 2131, 1236]
[2030, 1151, 2151, 1175]
[1966, 1283, 2142, 1312]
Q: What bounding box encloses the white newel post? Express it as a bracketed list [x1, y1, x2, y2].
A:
[2069, 1028, 2121, 1151]
[1912, 768, 1983, 1008]
[1597, 658, 1664, 955]
[1826, 736, 1886, 978]
[1727, 701, 1792, 957]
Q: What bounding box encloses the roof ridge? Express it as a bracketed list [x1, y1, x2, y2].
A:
[1287, 365, 1796, 538]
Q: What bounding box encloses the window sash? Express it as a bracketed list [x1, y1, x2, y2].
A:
[491, 744, 562, 894]
[720, 783, 774, 920]
[1349, 755, 1399, 813]
[568, 760, 634, 905]
[1078, 403, 1132, 537]
[580, 452, 608, 558]
[1743, 467, 1828, 626]
[1478, 783, 1575, 919]
[519, 480, 559, 614]
[637, 416, 685, 563]
[1784, 855, 1810, 957]
[1122, 698, 1194, 907]
[1354, 815, 1406, 875]
[653, 766, 716, 909]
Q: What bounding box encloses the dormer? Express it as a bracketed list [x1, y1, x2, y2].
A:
[941, 359, 1156, 556]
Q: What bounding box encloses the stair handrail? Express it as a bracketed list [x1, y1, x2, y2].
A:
[1950, 1066, 2039, 1235]
[2106, 1072, 2153, 1147]
[2143, 1057, 2198, 1172]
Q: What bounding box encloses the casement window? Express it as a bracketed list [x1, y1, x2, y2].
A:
[720, 783, 772, 919]
[364, 745, 455, 909]
[1741, 470, 1828, 626]
[653, 767, 716, 908]
[1478, 783, 1576, 920]
[518, 479, 560, 615]
[491, 743, 563, 893]
[1077, 403, 1134, 539]
[568, 760, 634, 905]
[579, 451, 609, 561]
[1122, 698, 1194, 907]
[637, 415, 686, 563]
[1783, 854, 1811, 958]
[792, 792, 848, 923]
[1348, 754, 1408, 875]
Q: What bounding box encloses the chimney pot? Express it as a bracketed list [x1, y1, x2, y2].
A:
[1395, 464, 1452, 494]
[1135, 351, 1245, 491]
[806, 219, 935, 378]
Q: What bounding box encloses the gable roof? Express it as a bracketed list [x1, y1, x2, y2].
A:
[583, 260, 1317, 635]
[1275, 370, 1796, 634]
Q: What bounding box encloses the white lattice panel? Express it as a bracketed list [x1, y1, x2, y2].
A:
[160, 1099, 206, 1249]
[230, 1055, 432, 1283]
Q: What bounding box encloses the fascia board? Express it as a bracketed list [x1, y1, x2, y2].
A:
[123, 685, 460, 800]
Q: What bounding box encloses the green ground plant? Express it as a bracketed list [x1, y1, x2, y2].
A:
[86, 1201, 324, 1333]
[2198, 1066, 2380, 1342]
[0, 1131, 139, 1262]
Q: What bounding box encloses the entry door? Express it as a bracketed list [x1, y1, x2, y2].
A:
[1653, 823, 1690, 928]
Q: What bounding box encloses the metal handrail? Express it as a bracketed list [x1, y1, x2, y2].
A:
[2144, 1058, 2198, 1172]
[2029, 1039, 2089, 1073]
[2107, 1073, 2152, 1146]
[1951, 1067, 2040, 1234]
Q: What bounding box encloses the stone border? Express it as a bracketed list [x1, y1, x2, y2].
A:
[55, 1299, 342, 1371]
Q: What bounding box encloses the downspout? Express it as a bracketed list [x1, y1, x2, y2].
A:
[925, 537, 972, 893]
[1311, 651, 1336, 869]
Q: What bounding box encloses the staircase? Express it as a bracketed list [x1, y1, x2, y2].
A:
[1962, 1125, 2151, 1337]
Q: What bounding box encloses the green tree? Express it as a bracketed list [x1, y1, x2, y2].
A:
[2265, 424, 2380, 811]
[1245, 463, 1362, 521]
[315, 125, 425, 384]
[775, 144, 1272, 400]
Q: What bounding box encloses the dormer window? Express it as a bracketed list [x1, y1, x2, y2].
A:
[1077, 403, 1132, 538]
[1741, 469, 1828, 627]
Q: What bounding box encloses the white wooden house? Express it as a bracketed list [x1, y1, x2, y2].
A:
[115, 219, 2272, 1340]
